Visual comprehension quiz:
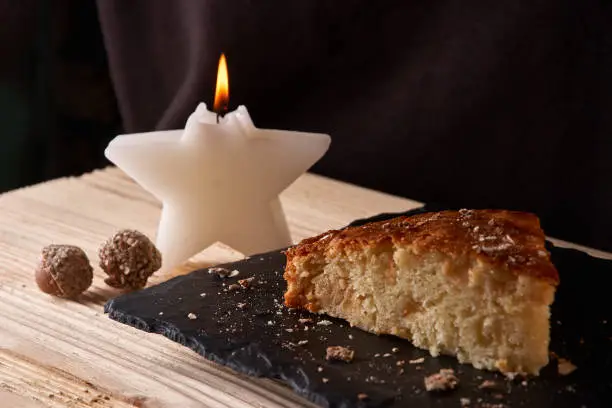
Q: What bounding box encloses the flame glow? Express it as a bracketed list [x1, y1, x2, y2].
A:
[213, 53, 229, 114]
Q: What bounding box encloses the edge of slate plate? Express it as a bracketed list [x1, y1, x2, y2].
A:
[105, 205, 612, 408]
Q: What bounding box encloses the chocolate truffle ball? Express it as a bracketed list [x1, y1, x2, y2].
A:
[35, 245, 93, 298]
[99, 229, 162, 290]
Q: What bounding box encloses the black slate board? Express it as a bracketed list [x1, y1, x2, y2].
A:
[105, 207, 612, 408]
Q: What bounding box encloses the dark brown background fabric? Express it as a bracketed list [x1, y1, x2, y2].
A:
[1, 1, 611, 252]
[0, 0, 118, 189]
[96, 0, 612, 251]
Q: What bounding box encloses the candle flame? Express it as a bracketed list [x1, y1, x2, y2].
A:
[213, 53, 229, 114]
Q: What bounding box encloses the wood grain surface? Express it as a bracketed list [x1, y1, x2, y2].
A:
[0, 167, 419, 408]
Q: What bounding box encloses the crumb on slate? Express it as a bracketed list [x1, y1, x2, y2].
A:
[409, 357, 425, 364]
[187, 313, 197, 320]
[383, 353, 392, 357]
[396, 360, 405, 366]
[209, 267, 231, 277]
[391, 347, 399, 353]
[237, 277, 254, 288]
[228, 284, 241, 291]
[317, 366, 323, 372]
[502, 371, 519, 380]
[317, 319, 332, 326]
[237, 302, 246, 309]
[298, 318, 313, 324]
[558, 358, 577, 376]
[424, 369, 459, 392]
[460, 397, 471, 407]
[297, 340, 308, 346]
[326, 346, 355, 362]
[479, 380, 497, 389]
[357, 393, 368, 401]
[322, 378, 329, 383]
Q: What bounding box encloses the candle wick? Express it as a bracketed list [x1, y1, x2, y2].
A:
[216, 107, 227, 124]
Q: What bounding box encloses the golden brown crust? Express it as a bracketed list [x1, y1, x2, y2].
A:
[285, 209, 559, 293]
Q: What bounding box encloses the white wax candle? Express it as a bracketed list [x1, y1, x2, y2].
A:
[105, 103, 331, 273]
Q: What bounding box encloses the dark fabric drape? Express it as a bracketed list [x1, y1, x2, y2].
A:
[96, 0, 612, 251]
[3, 1, 610, 251]
[0, 0, 119, 190]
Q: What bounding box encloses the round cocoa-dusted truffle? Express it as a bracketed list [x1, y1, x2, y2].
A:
[99, 229, 162, 290]
[35, 245, 93, 298]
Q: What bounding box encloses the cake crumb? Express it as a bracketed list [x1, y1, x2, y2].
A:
[317, 366, 323, 372]
[285, 328, 294, 333]
[158, 312, 164, 316]
[298, 318, 313, 324]
[297, 340, 309, 346]
[237, 277, 254, 288]
[228, 269, 240, 277]
[200, 293, 207, 297]
[558, 358, 577, 376]
[460, 397, 471, 407]
[396, 360, 405, 366]
[348, 334, 354, 340]
[424, 369, 459, 392]
[391, 347, 399, 353]
[322, 377, 329, 383]
[187, 313, 197, 320]
[236, 302, 246, 309]
[357, 393, 368, 401]
[227, 284, 241, 291]
[317, 320, 332, 326]
[409, 357, 425, 364]
[479, 380, 497, 389]
[209, 267, 231, 277]
[326, 346, 355, 362]
[383, 353, 392, 357]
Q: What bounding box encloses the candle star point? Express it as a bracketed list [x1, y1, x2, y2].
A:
[105, 105, 330, 273]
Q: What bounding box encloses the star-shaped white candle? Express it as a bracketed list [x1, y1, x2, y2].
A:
[105, 54, 331, 273]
